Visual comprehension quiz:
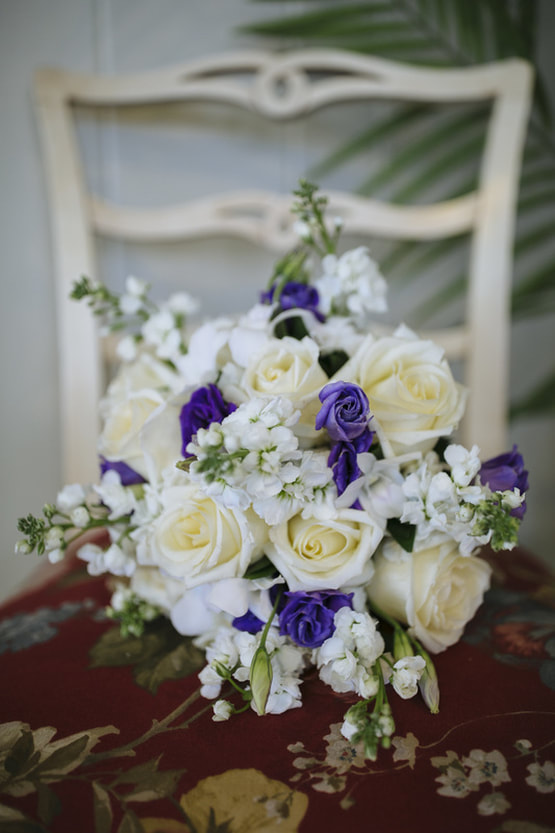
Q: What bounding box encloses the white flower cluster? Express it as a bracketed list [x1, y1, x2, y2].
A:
[314, 246, 388, 320]
[198, 623, 307, 717]
[313, 607, 385, 699]
[401, 445, 525, 556]
[116, 275, 199, 366]
[187, 397, 333, 525]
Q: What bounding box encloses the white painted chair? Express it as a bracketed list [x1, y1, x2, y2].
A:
[33, 49, 532, 484]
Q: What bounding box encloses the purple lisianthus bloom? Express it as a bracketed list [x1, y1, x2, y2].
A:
[279, 590, 354, 648]
[99, 457, 146, 486]
[479, 444, 529, 519]
[328, 428, 374, 505]
[316, 381, 371, 442]
[179, 384, 237, 457]
[232, 610, 264, 634]
[261, 281, 324, 322]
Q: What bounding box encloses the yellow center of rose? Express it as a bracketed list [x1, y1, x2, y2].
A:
[288, 517, 360, 563]
[169, 513, 210, 550]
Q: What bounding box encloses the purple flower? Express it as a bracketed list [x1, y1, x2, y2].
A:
[99, 457, 145, 486]
[179, 384, 236, 457]
[279, 590, 353, 648]
[479, 445, 529, 519]
[328, 429, 373, 503]
[261, 281, 324, 322]
[232, 610, 264, 634]
[316, 381, 371, 442]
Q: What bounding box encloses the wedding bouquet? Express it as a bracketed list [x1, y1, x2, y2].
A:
[17, 182, 528, 760]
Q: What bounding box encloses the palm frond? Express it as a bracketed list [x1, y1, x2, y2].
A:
[510, 368, 555, 420]
[243, 0, 554, 420]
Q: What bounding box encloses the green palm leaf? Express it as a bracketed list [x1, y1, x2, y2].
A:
[243, 0, 554, 421]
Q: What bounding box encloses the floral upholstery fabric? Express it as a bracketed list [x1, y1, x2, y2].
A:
[0, 547, 554, 833]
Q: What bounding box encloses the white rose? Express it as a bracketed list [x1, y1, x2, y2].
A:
[130, 565, 185, 614]
[98, 353, 181, 477]
[138, 483, 268, 587]
[241, 336, 328, 444]
[267, 507, 384, 591]
[341, 328, 466, 456]
[366, 539, 491, 653]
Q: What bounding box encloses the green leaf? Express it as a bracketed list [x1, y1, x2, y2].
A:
[410, 275, 466, 326]
[117, 810, 144, 833]
[510, 367, 555, 420]
[36, 783, 61, 826]
[33, 736, 89, 777]
[4, 731, 35, 776]
[358, 109, 484, 198]
[390, 132, 484, 204]
[387, 518, 416, 552]
[89, 620, 205, 694]
[93, 782, 113, 833]
[124, 770, 182, 802]
[319, 349, 349, 377]
[0, 821, 45, 833]
[309, 105, 429, 180]
[244, 555, 279, 580]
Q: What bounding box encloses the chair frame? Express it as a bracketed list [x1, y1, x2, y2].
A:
[33, 49, 533, 484]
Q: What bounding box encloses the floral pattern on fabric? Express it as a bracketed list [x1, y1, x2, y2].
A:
[0, 599, 98, 654]
[463, 583, 555, 690]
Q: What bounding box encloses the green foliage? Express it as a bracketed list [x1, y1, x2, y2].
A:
[106, 594, 162, 639]
[244, 0, 555, 420]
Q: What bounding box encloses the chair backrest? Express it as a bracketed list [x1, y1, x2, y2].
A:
[33, 49, 533, 484]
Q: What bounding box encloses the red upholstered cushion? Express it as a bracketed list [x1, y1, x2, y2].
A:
[1, 548, 554, 832]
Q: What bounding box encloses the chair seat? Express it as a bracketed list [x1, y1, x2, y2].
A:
[0, 548, 553, 832]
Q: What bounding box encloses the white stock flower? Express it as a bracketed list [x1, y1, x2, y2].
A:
[444, 443, 481, 487]
[78, 541, 135, 577]
[175, 317, 234, 387]
[44, 526, 65, 551]
[212, 699, 234, 721]
[314, 609, 383, 699]
[267, 507, 384, 591]
[315, 246, 388, 318]
[94, 470, 138, 520]
[135, 482, 268, 588]
[70, 506, 90, 528]
[56, 484, 86, 513]
[125, 275, 148, 297]
[366, 539, 492, 653]
[341, 328, 466, 456]
[116, 335, 138, 363]
[167, 291, 200, 316]
[391, 656, 426, 699]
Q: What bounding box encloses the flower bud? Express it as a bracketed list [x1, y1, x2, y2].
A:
[15, 539, 32, 554]
[48, 548, 64, 564]
[70, 506, 90, 528]
[212, 699, 233, 722]
[393, 627, 413, 662]
[416, 644, 440, 714]
[250, 645, 273, 715]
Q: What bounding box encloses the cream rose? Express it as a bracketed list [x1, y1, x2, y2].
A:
[98, 353, 181, 476]
[266, 508, 385, 591]
[341, 328, 466, 456]
[241, 336, 328, 443]
[138, 483, 268, 587]
[366, 540, 491, 653]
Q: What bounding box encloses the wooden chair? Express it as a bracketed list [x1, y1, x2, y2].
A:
[33, 49, 532, 484]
